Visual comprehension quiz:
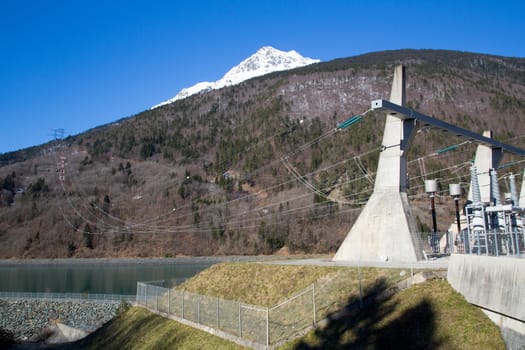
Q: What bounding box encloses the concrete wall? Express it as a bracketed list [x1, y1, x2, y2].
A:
[447, 254, 525, 349]
[482, 309, 525, 350]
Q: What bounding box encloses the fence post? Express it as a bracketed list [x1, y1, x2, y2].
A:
[198, 295, 201, 324]
[216, 298, 220, 329]
[239, 303, 242, 338]
[150, 285, 153, 309]
[168, 289, 171, 314]
[358, 264, 363, 308]
[266, 307, 270, 348]
[182, 290, 185, 319]
[312, 283, 317, 326]
[156, 287, 159, 311]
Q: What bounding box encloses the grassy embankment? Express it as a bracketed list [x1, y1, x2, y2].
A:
[70, 262, 505, 350]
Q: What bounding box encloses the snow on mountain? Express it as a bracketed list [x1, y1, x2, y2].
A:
[152, 46, 320, 108]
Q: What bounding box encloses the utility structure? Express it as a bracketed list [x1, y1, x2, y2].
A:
[425, 179, 439, 253]
[334, 65, 422, 262]
[461, 164, 525, 256]
[51, 128, 65, 141]
[57, 156, 66, 182]
[449, 183, 462, 241]
[444, 131, 503, 250]
[468, 131, 503, 203]
[334, 65, 525, 263]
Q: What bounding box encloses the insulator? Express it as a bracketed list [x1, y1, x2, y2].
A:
[470, 165, 482, 204]
[490, 168, 501, 206]
[509, 173, 519, 206]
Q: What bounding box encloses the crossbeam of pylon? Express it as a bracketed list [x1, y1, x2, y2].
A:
[371, 99, 525, 157]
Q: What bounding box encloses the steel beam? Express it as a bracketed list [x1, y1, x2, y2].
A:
[371, 99, 525, 157]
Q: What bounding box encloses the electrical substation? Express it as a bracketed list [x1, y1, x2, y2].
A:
[334, 65, 525, 263]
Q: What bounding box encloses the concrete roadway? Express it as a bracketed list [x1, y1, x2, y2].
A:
[265, 256, 450, 270]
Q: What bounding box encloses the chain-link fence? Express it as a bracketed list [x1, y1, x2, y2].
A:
[415, 231, 449, 257]
[137, 268, 404, 349]
[137, 282, 269, 346]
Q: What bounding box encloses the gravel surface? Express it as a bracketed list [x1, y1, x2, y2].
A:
[0, 299, 118, 342]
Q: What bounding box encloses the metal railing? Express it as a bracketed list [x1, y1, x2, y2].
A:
[415, 228, 525, 258]
[415, 231, 450, 257]
[0, 291, 136, 303]
[453, 229, 524, 257]
[137, 268, 404, 349]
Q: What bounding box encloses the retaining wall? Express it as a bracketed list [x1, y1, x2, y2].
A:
[447, 254, 525, 349]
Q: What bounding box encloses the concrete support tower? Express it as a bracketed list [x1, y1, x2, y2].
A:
[334, 65, 424, 262]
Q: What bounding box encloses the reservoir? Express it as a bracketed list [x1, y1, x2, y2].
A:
[0, 257, 251, 295]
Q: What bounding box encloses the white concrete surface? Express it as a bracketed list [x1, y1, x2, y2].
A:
[447, 254, 525, 349]
[334, 65, 423, 263]
[447, 254, 525, 321]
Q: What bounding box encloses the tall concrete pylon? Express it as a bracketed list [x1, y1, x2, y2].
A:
[333, 65, 424, 262]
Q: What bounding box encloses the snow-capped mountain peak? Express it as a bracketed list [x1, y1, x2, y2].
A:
[221, 46, 318, 85]
[152, 46, 320, 108]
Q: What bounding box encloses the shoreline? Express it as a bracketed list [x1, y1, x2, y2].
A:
[0, 255, 276, 267]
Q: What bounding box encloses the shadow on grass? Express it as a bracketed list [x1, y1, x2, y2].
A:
[294, 278, 442, 350]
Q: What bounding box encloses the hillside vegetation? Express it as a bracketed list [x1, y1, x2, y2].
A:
[1, 49, 525, 258]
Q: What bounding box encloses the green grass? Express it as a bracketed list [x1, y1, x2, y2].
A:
[71, 307, 248, 350]
[177, 262, 406, 306]
[278, 279, 506, 350]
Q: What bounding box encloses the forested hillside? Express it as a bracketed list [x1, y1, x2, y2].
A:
[1, 49, 525, 258]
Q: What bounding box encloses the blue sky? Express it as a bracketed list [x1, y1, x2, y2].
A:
[1, 0, 524, 154]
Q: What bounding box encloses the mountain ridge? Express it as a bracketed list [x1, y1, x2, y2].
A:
[151, 46, 320, 108]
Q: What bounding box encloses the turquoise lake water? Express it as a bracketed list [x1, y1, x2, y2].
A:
[0, 258, 221, 295]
